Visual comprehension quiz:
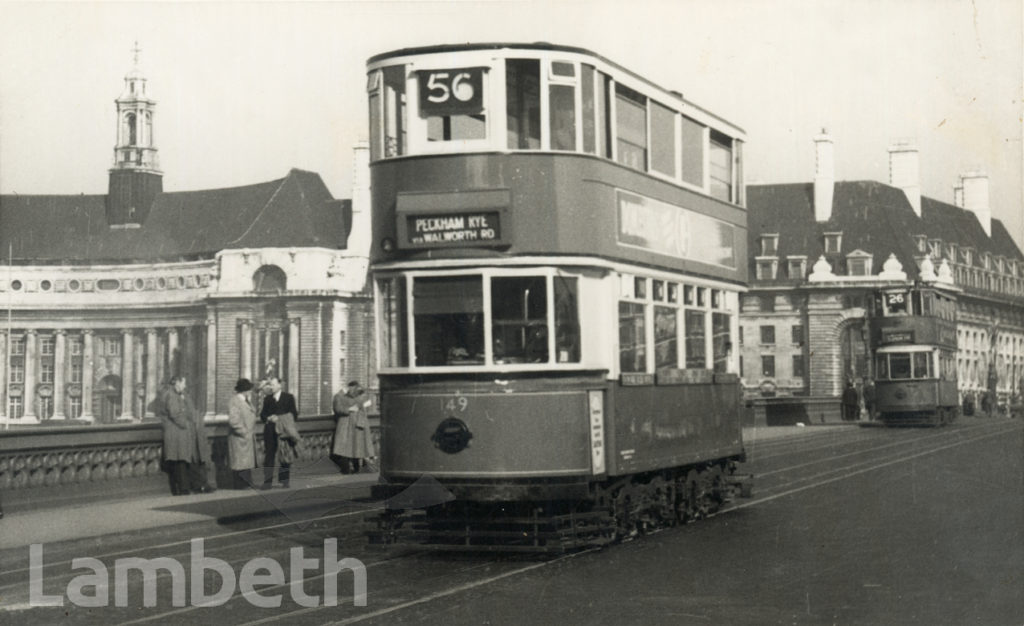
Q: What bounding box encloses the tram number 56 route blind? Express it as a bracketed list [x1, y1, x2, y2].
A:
[418, 68, 485, 116]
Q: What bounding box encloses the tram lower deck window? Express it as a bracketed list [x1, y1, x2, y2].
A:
[413, 276, 484, 366]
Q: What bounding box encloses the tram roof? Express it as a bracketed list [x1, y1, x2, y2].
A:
[367, 42, 745, 135]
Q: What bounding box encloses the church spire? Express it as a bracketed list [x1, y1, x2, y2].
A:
[107, 41, 163, 227]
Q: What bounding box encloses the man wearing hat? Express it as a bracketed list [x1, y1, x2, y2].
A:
[259, 376, 298, 489]
[227, 378, 258, 488]
[331, 381, 374, 474]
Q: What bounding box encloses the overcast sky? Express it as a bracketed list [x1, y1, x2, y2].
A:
[1, 0, 1021, 248]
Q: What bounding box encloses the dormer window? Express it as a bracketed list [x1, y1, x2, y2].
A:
[824, 232, 842, 254]
[760, 234, 779, 256]
[961, 248, 973, 266]
[928, 239, 942, 258]
[947, 243, 958, 262]
[787, 256, 807, 279]
[915, 235, 928, 253]
[983, 253, 991, 270]
[755, 257, 778, 280]
[846, 249, 873, 276]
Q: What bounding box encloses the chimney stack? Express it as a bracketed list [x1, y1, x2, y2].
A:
[953, 182, 964, 208]
[813, 129, 834, 222]
[888, 140, 921, 217]
[960, 171, 991, 237]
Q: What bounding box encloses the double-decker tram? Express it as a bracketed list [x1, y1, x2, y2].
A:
[365, 43, 750, 550]
[870, 283, 959, 426]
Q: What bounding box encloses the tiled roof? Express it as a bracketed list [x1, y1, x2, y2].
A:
[0, 169, 350, 263]
[747, 181, 1023, 283]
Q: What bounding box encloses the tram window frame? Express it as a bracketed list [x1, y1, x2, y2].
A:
[654, 305, 679, 370]
[382, 65, 408, 157]
[619, 300, 647, 373]
[387, 270, 585, 371]
[680, 115, 706, 189]
[547, 60, 578, 152]
[684, 309, 707, 369]
[367, 71, 383, 161]
[711, 311, 731, 373]
[614, 83, 648, 171]
[507, 58, 542, 150]
[708, 129, 733, 203]
[581, 64, 597, 154]
[649, 100, 677, 178]
[491, 275, 550, 365]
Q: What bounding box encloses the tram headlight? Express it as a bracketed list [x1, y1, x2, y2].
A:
[380, 237, 396, 253]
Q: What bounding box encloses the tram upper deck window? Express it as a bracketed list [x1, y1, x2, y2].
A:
[549, 61, 577, 151]
[709, 130, 733, 203]
[650, 101, 676, 177]
[615, 84, 647, 171]
[680, 116, 705, 188]
[413, 276, 484, 366]
[507, 59, 541, 149]
[383, 65, 407, 157]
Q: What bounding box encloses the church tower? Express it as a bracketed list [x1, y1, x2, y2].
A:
[107, 42, 163, 227]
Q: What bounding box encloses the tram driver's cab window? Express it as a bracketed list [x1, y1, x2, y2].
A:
[491, 276, 548, 364]
[413, 275, 484, 366]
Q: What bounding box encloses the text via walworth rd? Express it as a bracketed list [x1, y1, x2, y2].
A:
[407, 212, 501, 245]
[28, 539, 367, 608]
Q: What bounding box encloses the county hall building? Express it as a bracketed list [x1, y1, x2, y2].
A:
[740, 131, 1024, 422]
[0, 55, 372, 491]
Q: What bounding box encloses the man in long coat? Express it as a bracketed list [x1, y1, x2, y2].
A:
[160, 376, 211, 495]
[259, 376, 298, 489]
[332, 381, 374, 474]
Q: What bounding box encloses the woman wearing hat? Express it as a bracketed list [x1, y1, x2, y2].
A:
[227, 378, 258, 488]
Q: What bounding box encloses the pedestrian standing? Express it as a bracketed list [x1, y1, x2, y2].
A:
[863, 380, 877, 421]
[227, 378, 258, 488]
[842, 381, 859, 422]
[259, 376, 298, 489]
[160, 376, 203, 495]
[331, 381, 373, 474]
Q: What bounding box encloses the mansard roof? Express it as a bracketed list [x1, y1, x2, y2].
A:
[0, 168, 350, 263]
[747, 180, 1023, 283]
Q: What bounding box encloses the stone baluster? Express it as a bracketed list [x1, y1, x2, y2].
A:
[239, 321, 252, 380]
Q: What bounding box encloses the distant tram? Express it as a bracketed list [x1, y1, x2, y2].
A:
[870, 283, 959, 426]
[364, 43, 751, 550]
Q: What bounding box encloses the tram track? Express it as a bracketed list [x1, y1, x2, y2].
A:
[1, 420, 1017, 625]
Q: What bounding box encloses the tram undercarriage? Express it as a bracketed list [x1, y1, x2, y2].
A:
[368, 460, 752, 552]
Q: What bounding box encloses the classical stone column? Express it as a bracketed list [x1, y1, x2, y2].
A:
[22, 330, 39, 422]
[0, 332, 7, 420]
[145, 329, 158, 417]
[167, 328, 179, 379]
[51, 330, 67, 419]
[239, 321, 253, 380]
[119, 329, 135, 420]
[80, 330, 95, 422]
[205, 318, 217, 418]
[133, 333, 144, 417]
[288, 318, 300, 395]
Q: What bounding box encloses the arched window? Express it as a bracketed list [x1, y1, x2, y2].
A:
[253, 265, 287, 293]
[144, 111, 153, 146]
[126, 112, 137, 146]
